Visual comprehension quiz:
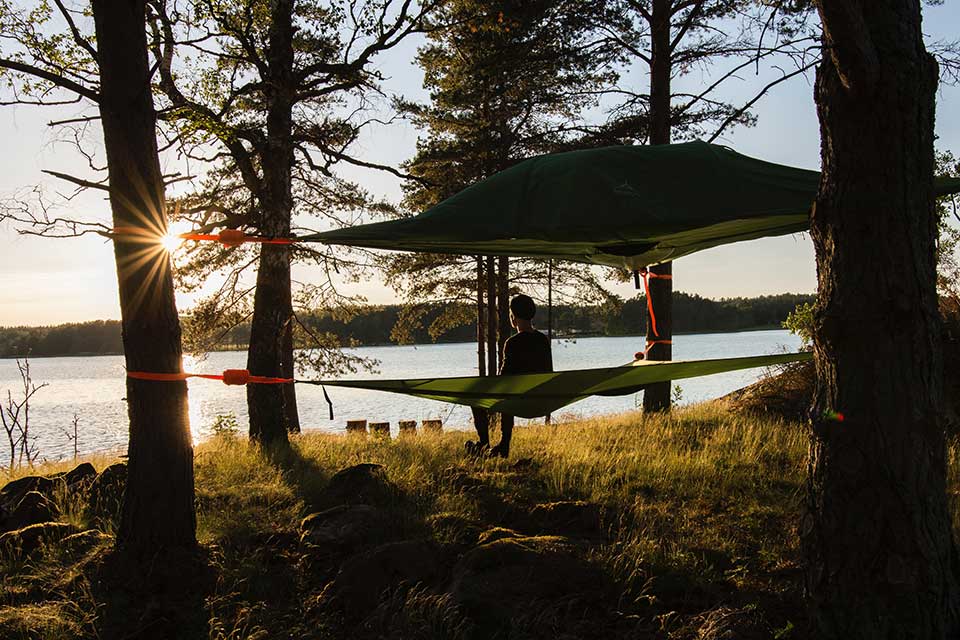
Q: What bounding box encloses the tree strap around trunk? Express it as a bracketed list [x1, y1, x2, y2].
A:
[633, 268, 673, 337]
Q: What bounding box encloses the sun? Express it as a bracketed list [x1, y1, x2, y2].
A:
[161, 231, 183, 253]
[160, 220, 194, 253]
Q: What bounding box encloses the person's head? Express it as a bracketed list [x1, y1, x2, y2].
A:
[509, 294, 536, 329]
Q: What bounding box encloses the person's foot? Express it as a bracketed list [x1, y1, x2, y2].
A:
[464, 440, 490, 457]
[487, 443, 509, 459]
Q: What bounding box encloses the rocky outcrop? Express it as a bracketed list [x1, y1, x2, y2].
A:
[449, 535, 605, 633]
[300, 504, 393, 553]
[320, 540, 440, 619]
[518, 501, 603, 537]
[7, 491, 59, 531]
[319, 464, 400, 509]
[0, 522, 79, 556]
[85, 462, 126, 524]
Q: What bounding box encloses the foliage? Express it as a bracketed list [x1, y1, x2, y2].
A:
[387, 0, 621, 351]
[595, 0, 818, 144]
[936, 149, 960, 296]
[782, 301, 814, 349]
[149, 0, 432, 379]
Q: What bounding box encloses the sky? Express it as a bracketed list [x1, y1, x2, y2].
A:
[2, 3, 960, 327]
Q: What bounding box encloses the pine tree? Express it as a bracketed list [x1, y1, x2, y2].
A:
[391, 0, 620, 372]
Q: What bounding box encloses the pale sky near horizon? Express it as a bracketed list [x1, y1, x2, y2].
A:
[2, 3, 960, 327]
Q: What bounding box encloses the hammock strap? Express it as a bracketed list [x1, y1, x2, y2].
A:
[127, 369, 293, 385]
[633, 269, 673, 337]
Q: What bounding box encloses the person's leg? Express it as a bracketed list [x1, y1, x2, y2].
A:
[490, 414, 513, 458]
[466, 407, 490, 455]
[471, 408, 490, 446]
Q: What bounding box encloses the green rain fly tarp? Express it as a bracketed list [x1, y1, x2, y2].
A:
[312, 351, 812, 419]
[303, 141, 960, 270]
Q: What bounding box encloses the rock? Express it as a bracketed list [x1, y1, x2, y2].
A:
[64, 462, 97, 488]
[86, 463, 127, 524]
[0, 522, 79, 556]
[428, 513, 484, 547]
[476, 527, 522, 546]
[300, 504, 393, 553]
[8, 491, 59, 531]
[320, 464, 399, 508]
[321, 540, 439, 619]
[693, 605, 773, 640]
[61, 529, 111, 553]
[449, 536, 605, 630]
[518, 501, 603, 537]
[0, 475, 58, 513]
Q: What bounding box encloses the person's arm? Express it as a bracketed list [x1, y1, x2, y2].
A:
[499, 337, 514, 375]
[545, 334, 553, 373]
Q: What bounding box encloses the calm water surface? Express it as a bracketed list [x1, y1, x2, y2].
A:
[0, 330, 800, 461]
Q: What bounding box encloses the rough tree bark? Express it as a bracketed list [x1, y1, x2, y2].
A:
[247, 0, 295, 446]
[281, 321, 300, 433]
[92, 0, 196, 551]
[486, 255, 498, 372]
[476, 256, 486, 376]
[803, 2, 960, 637]
[643, 0, 674, 412]
[497, 256, 510, 360]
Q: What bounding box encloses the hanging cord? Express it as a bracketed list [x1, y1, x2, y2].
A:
[633, 268, 673, 337]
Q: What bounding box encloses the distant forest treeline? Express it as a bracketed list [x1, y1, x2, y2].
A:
[1, 293, 813, 358]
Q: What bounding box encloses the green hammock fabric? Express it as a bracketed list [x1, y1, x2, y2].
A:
[302, 141, 960, 270]
[315, 352, 812, 419]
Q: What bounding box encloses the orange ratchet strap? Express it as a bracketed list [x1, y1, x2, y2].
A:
[178, 230, 297, 247]
[633, 269, 673, 337]
[127, 369, 293, 385]
[634, 339, 673, 361]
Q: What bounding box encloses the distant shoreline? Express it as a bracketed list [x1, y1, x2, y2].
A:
[0, 324, 788, 360]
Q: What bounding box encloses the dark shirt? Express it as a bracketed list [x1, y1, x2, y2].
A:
[499, 330, 553, 375]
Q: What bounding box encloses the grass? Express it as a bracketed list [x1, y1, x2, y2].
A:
[0, 403, 957, 639]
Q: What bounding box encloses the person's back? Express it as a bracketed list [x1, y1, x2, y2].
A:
[467, 294, 552, 458]
[500, 329, 552, 376]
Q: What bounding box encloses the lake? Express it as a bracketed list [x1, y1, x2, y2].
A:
[0, 330, 800, 461]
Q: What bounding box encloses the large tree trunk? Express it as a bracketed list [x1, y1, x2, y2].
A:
[282, 321, 300, 433]
[93, 0, 195, 552]
[643, 0, 673, 412]
[477, 256, 486, 377]
[803, 2, 960, 637]
[486, 255, 498, 372]
[497, 256, 510, 360]
[247, 0, 295, 446]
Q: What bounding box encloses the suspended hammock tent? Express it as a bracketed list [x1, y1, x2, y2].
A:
[292, 141, 960, 418]
[307, 352, 812, 419]
[302, 140, 960, 269]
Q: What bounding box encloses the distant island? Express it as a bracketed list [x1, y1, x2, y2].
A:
[0, 292, 813, 358]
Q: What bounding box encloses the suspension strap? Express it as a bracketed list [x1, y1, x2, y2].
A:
[634, 339, 673, 361]
[633, 268, 673, 337]
[179, 230, 297, 247]
[127, 369, 293, 385]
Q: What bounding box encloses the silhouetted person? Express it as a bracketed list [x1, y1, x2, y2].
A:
[467, 294, 553, 458]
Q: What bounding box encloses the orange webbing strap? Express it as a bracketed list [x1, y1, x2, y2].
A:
[178, 230, 297, 247]
[633, 269, 673, 337]
[127, 369, 293, 385]
[634, 339, 673, 361]
[127, 369, 333, 419]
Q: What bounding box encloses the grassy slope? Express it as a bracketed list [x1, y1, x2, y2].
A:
[1, 404, 958, 639]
